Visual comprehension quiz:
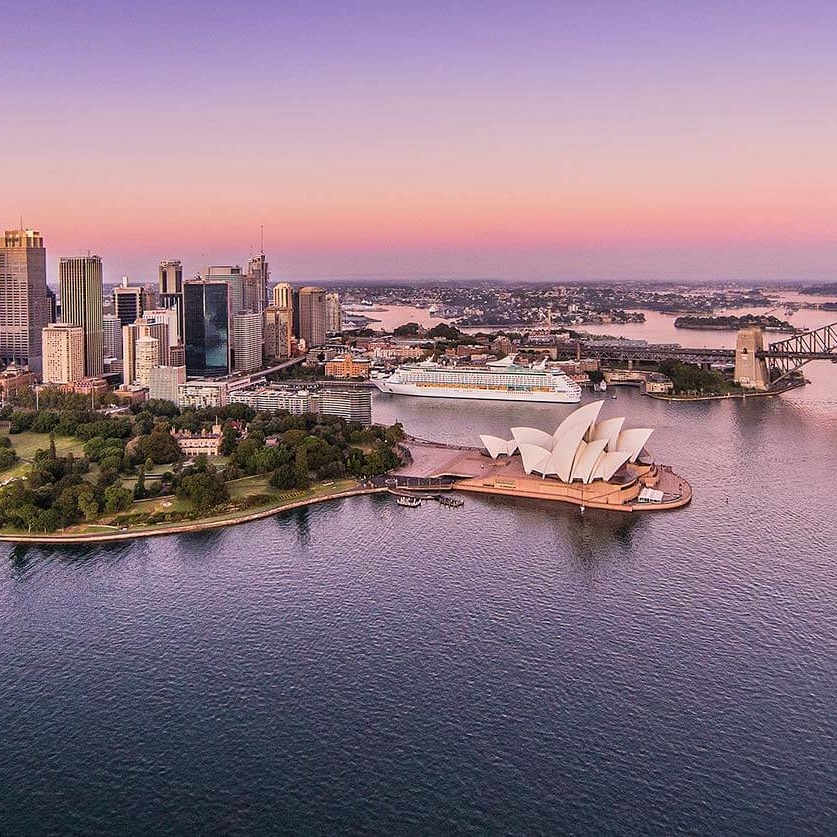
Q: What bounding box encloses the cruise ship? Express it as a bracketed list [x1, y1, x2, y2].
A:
[372, 356, 582, 403]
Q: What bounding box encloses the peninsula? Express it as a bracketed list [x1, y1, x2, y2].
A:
[0, 395, 690, 544]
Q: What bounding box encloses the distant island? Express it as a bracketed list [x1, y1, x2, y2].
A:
[673, 314, 796, 332]
[800, 283, 837, 296]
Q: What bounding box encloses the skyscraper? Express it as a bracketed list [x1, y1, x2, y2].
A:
[231, 311, 263, 372]
[59, 255, 104, 377]
[297, 286, 327, 348]
[271, 282, 293, 310]
[143, 308, 180, 349]
[264, 306, 292, 359]
[0, 229, 51, 371]
[183, 279, 230, 378]
[205, 266, 244, 316]
[244, 253, 269, 314]
[41, 323, 85, 384]
[158, 260, 184, 341]
[113, 277, 143, 326]
[103, 314, 123, 359]
[122, 318, 169, 385]
[159, 260, 183, 295]
[134, 336, 161, 386]
[325, 292, 342, 333]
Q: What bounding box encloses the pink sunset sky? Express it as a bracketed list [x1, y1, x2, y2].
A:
[3, 1, 837, 283]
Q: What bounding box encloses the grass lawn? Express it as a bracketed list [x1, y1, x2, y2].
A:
[130, 495, 191, 515]
[0, 431, 87, 482]
[226, 473, 276, 499]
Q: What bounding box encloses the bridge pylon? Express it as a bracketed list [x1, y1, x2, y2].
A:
[734, 327, 770, 390]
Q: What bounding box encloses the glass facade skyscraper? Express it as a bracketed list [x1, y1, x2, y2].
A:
[184, 280, 230, 377]
[0, 229, 51, 371]
[59, 255, 104, 378]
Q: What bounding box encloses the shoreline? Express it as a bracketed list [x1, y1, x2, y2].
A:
[0, 485, 386, 546]
[646, 379, 806, 402]
[0, 463, 693, 545]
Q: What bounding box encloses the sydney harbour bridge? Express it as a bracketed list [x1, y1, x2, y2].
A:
[551, 321, 837, 389]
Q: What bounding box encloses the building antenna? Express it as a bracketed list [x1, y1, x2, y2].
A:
[260, 224, 264, 255]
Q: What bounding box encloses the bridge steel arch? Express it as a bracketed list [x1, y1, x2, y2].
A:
[763, 322, 837, 383]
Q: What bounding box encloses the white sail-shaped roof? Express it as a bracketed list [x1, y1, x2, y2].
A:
[511, 426, 555, 450]
[479, 401, 654, 485]
[518, 443, 554, 475]
[550, 420, 593, 482]
[616, 428, 654, 463]
[570, 438, 609, 483]
[479, 435, 518, 459]
[589, 416, 625, 451]
[552, 400, 604, 448]
[591, 450, 632, 482]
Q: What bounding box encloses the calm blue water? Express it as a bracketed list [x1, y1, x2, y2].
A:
[2, 364, 836, 835]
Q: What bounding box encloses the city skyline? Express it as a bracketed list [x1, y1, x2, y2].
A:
[4, 1, 837, 283]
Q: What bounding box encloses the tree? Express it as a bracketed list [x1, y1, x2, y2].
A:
[220, 424, 239, 455]
[77, 488, 100, 521]
[131, 427, 180, 465]
[103, 485, 133, 513]
[385, 423, 404, 446]
[134, 466, 146, 500]
[0, 438, 18, 472]
[427, 323, 462, 341]
[294, 448, 310, 489]
[177, 470, 228, 513]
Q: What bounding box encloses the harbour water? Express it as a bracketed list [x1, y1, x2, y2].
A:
[2, 320, 837, 833]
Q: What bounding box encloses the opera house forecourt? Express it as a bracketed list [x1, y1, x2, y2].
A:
[397, 401, 691, 512]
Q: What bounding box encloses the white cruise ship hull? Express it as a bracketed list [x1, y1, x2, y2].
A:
[373, 379, 581, 403]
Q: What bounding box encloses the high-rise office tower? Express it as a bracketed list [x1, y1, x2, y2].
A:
[271, 282, 293, 310]
[142, 284, 157, 312]
[158, 260, 184, 342]
[134, 336, 161, 386]
[325, 292, 342, 333]
[46, 286, 57, 324]
[59, 255, 104, 377]
[41, 324, 86, 384]
[169, 344, 186, 366]
[159, 260, 182, 295]
[205, 266, 244, 316]
[297, 287, 327, 348]
[231, 312, 263, 372]
[244, 253, 269, 314]
[113, 277, 143, 326]
[183, 279, 230, 378]
[102, 314, 123, 359]
[143, 308, 180, 349]
[263, 306, 292, 359]
[121, 318, 169, 385]
[0, 229, 51, 371]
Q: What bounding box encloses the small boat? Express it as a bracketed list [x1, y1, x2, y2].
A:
[396, 495, 422, 508]
[611, 393, 618, 399]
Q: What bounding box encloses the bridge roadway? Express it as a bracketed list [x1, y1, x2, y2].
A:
[552, 333, 837, 367]
[551, 342, 735, 364]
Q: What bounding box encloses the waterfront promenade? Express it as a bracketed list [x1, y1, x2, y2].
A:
[0, 484, 386, 545]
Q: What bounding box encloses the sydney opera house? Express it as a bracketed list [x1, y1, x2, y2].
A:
[480, 401, 651, 483]
[394, 400, 690, 512]
[469, 400, 689, 510]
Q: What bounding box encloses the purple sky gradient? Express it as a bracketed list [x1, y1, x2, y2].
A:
[3, 1, 837, 283]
